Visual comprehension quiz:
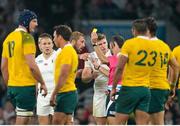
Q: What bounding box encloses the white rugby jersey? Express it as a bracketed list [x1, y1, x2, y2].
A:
[36, 49, 61, 93]
[84, 50, 111, 92]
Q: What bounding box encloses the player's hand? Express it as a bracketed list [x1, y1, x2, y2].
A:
[170, 86, 176, 98]
[40, 83, 47, 97]
[91, 31, 98, 44]
[105, 90, 109, 95]
[92, 71, 98, 79]
[92, 59, 100, 70]
[110, 88, 116, 101]
[76, 69, 83, 78]
[165, 96, 174, 110]
[50, 92, 57, 107]
[79, 53, 89, 61]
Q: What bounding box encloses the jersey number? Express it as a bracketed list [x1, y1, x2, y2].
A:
[160, 52, 168, 68]
[8, 41, 15, 57]
[135, 50, 157, 66]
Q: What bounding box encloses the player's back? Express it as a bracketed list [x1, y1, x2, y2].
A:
[149, 37, 173, 89]
[121, 36, 157, 87]
[2, 28, 37, 86]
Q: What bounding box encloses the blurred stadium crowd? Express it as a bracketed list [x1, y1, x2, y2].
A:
[0, 0, 180, 124]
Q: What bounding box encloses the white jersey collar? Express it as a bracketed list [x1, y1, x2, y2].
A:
[105, 49, 112, 56]
[15, 28, 27, 32]
[150, 36, 158, 40]
[137, 35, 149, 40]
[64, 43, 72, 47]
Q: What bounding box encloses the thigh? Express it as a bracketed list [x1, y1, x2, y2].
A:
[106, 93, 117, 117]
[9, 86, 36, 116]
[150, 111, 165, 125]
[148, 89, 169, 114]
[55, 91, 78, 114]
[135, 109, 149, 125]
[37, 94, 54, 116]
[16, 86, 36, 110]
[116, 86, 143, 114]
[7, 87, 16, 108]
[136, 87, 151, 113]
[115, 113, 129, 125]
[37, 104, 54, 116]
[93, 92, 107, 117]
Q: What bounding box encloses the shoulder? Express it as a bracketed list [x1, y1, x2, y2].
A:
[173, 45, 180, 55]
[157, 39, 169, 46]
[123, 38, 136, 46]
[3, 31, 17, 44]
[56, 48, 62, 54]
[35, 54, 43, 63]
[21, 32, 34, 44]
[124, 38, 134, 43]
[173, 45, 180, 51]
[121, 38, 134, 51]
[51, 50, 58, 60]
[60, 45, 77, 60]
[63, 45, 77, 54]
[156, 39, 171, 51]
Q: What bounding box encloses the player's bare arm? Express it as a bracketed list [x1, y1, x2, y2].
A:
[25, 54, 47, 96]
[168, 57, 180, 97]
[91, 31, 109, 64]
[79, 53, 89, 61]
[92, 59, 109, 76]
[50, 64, 71, 106]
[1, 57, 9, 85]
[82, 67, 94, 83]
[110, 54, 128, 101]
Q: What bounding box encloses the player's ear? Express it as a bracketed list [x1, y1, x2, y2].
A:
[38, 42, 42, 52]
[71, 39, 76, 45]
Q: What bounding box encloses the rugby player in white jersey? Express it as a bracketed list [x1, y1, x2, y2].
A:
[82, 33, 111, 125]
[36, 33, 60, 124]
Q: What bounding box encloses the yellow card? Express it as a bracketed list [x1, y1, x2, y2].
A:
[92, 28, 97, 33]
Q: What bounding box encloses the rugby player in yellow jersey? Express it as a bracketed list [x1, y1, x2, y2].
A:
[1, 9, 47, 125]
[50, 25, 85, 124]
[110, 19, 155, 125]
[145, 17, 179, 125]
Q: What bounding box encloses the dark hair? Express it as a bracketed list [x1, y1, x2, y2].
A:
[53, 25, 72, 41]
[132, 19, 148, 34]
[38, 33, 52, 43]
[97, 33, 106, 41]
[110, 35, 125, 48]
[144, 17, 157, 36]
[70, 31, 84, 42]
